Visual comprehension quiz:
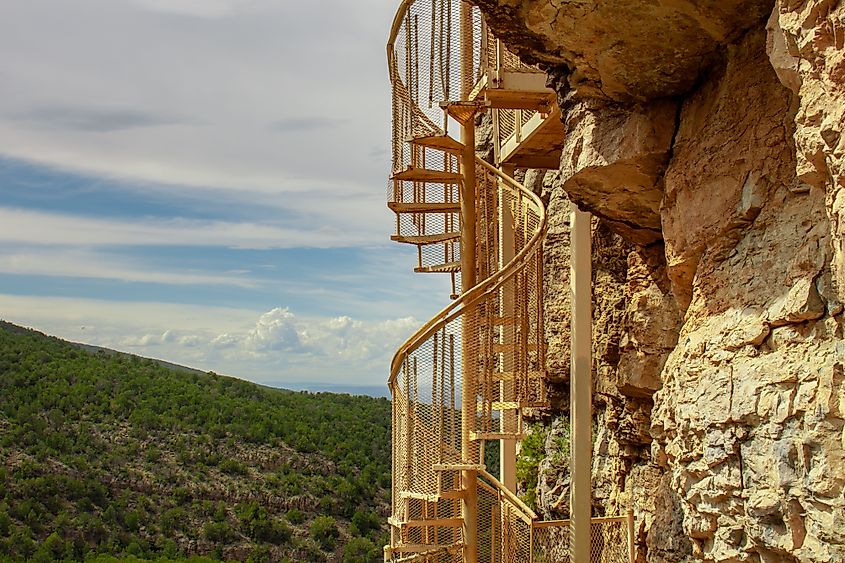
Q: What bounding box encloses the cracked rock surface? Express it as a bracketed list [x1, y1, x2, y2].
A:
[475, 0, 845, 560]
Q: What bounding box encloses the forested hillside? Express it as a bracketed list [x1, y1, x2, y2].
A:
[0, 321, 390, 562]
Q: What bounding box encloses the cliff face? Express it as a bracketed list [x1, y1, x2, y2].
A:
[476, 1, 845, 561]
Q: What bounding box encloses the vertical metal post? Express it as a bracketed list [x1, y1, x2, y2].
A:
[499, 163, 517, 493]
[570, 204, 592, 563]
[459, 2, 478, 562]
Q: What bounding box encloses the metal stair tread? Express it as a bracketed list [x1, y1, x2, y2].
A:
[386, 543, 464, 555]
[391, 232, 461, 245]
[407, 133, 464, 153]
[391, 166, 462, 183]
[399, 490, 466, 501]
[439, 100, 490, 125]
[387, 201, 461, 213]
[388, 517, 463, 529]
[414, 261, 460, 273]
[432, 463, 486, 471]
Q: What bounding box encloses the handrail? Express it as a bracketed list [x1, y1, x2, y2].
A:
[386, 0, 414, 73]
[388, 158, 547, 384]
[478, 467, 538, 521]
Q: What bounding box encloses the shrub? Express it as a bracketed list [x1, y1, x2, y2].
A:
[251, 518, 291, 545]
[350, 509, 380, 537]
[310, 516, 339, 551]
[203, 521, 235, 543]
[343, 536, 380, 563]
[285, 508, 305, 525]
[516, 423, 548, 510]
[219, 458, 248, 476]
[0, 508, 10, 537]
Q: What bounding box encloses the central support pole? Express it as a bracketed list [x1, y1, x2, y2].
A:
[459, 2, 478, 562]
[499, 163, 517, 493]
[570, 204, 592, 563]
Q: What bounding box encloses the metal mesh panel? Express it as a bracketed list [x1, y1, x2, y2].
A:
[389, 0, 483, 176]
[419, 241, 460, 270]
[533, 522, 570, 563]
[589, 519, 630, 563]
[530, 518, 633, 563]
[496, 109, 516, 144]
[477, 479, 501, 562]
[471, 165, 547, 440]
[500, 497, 532, 562]
[520, 109, 536, 127]
[477, 25, 539, 76]
[395, 544, 463, 563]
[499, 43, 539, 73]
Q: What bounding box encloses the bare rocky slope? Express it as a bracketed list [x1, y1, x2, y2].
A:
[474, 1, 845, 561]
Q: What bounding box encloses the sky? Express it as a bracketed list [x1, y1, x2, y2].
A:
[0, 0, 451, 395]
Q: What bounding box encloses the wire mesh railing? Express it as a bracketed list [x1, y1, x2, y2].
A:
[532, 515, 634, 563]
[388, 0, 483, 178]
[393, 513, 635, 563]
[387, 158, 548, 544]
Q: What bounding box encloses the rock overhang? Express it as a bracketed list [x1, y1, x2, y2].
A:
[475, 0, 775, 102]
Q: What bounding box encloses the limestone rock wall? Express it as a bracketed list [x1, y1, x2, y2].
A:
[476, 0, 845, 561]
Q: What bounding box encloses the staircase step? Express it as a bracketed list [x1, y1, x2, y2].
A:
[392, 167, 462, 183]
[408, 133, 464, 153]
[399, 489, 467, 501]
[440, 100, 490, 125]
[391, 232, 461, 245]
[414, 261, 460, 274]
[387, 543, 464, 555]
[388, 201, 461, 213]
[432, 463, 486, 472]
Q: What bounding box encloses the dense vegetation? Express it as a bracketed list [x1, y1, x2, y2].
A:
[0, 321, 390, 562]
[516, 424, 547, 510]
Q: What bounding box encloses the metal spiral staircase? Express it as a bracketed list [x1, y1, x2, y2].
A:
[383, 1, 633, 562]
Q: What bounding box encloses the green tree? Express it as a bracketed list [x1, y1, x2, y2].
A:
[310, 516, 340, 551]
[343, 536, 380, 562]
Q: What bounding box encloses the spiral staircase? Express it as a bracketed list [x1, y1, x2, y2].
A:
[383, 1, 633, 562]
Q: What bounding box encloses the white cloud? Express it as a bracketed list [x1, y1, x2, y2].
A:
[245, 307, 301, 352]
[0, 294, 419, 388]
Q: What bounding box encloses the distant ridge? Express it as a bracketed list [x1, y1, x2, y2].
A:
[0, 320, 389, 398]
[277, 381, 390, 398]
[1, 319, 213, 378]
